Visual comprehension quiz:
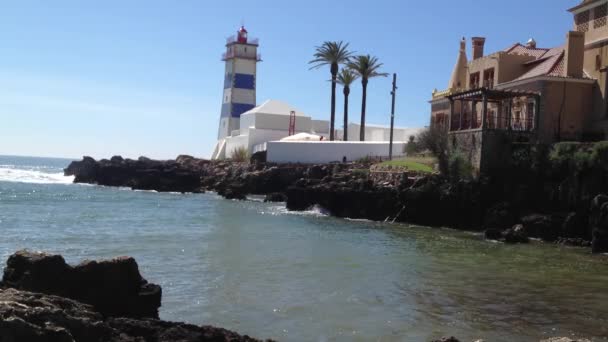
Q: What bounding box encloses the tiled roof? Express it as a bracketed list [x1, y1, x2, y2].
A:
[505, 44, 551, 59]
[514, 49, 564, 81]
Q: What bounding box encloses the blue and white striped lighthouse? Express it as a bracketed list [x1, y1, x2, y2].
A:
[218, 26, 261, 139]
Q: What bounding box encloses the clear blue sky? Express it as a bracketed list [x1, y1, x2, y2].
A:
[0, 0, 577, 159]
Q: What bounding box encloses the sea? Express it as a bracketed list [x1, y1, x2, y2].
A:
[0, 155, 607, 342]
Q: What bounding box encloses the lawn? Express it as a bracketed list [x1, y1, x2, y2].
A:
[377, 156, 436, 173]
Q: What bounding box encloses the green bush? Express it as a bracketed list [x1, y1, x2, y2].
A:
[448, 149, 473, 181]
[549, 142, 592, 175]
[230, 147, 249, 162]
[591, 141, 608, 170]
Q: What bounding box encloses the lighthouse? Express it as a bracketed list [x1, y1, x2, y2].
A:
[217, 26, 261, 139]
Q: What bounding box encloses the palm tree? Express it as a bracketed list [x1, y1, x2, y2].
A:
[336, 68, 359, 141]
[347, 55, 388, 141]
[309, 41, 352, 140]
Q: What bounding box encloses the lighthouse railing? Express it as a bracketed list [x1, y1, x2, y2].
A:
[225, 35, 260, 45]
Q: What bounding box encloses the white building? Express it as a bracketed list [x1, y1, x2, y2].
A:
[344, 123, 424, 143]
[212, 99, 329, 159]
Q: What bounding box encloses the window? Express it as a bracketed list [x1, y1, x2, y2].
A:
[594, 4, 607, 28]
[469, 72, 480, 89]
[483, 68, 495, 89]
[526, 102, 535, 131]
[576, 10, 590, 32]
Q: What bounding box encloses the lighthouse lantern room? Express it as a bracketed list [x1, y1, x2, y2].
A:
[218, 26, 261, 140]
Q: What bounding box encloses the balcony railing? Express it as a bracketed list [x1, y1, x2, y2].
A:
[226, 35, 260, 46]
[450, 111, 535, 132]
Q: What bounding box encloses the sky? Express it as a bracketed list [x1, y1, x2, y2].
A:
[0, 0, 579, 159]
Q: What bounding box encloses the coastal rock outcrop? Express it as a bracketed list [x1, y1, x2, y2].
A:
[0, 251, 270, 342]
[0, 288, 267, 342]
[1, 250, 161, 319]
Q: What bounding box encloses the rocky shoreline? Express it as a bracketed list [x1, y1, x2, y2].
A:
[0, 250, 271, 341]
[64, 155, 608, 253]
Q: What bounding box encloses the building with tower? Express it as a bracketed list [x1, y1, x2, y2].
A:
[429, 0, 608, 175]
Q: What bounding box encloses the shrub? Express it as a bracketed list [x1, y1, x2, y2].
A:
[591, 141, 608, 170]
[448, 149, 473, 182]
[356, 155, 380, 164]
[549, 142, 593, 175]
[417, 126, 448, 174]
[230, 147, 249, 162]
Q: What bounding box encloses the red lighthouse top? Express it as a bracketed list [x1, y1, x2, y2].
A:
[237, 26, 248, 43]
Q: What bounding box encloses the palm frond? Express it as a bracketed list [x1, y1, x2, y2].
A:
[346, 54, 389, 79]
[309, 41, 353, 70]
[336, 68, 359, 86]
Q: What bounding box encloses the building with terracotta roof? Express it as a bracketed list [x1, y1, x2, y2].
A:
[430, 0, 608, 174]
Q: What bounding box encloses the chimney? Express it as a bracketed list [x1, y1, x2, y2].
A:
[564, 31, 585, 78]
[472, 37, 486, 60]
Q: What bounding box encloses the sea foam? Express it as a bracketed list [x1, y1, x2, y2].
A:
[0, 167, 74, 184]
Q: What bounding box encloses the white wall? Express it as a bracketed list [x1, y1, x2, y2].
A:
[266, 141, 406, 164]
[346, 123, 423, 142]
[234, 58, 257, 74]
[232, 88, 255, 104]
[253, 113, 312, 132]
[225, 134, 249, 158]
[312, 119, 329, 134]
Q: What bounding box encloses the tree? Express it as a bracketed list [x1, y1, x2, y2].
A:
[309, 41, 353, 141]
[418, 126, 449, 174]
[347, 55, 388, 141]
[336, 68, 359, 141]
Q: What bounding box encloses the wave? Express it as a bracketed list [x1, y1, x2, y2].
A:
[0, 167, 74, 184]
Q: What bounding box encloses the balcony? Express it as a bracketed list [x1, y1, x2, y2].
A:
[226, 35, 260, 46]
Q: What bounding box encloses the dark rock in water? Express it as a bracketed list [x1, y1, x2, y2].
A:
[431, 337, 461, 342]
[522, 214, 559, 242]
[0, 288, 268, 342]
[502, 224, 529, 244]
[562, 211, 590, 240]
[264, 192, 286, 202]
[484, 202, 517, 230]
[556, 237, 592, 247]
[64, 155, 100, 183]
[484, 228, 503, 240]
[1, 250, 161, 319]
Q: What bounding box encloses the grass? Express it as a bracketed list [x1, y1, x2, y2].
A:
[377, 156, 436, 173]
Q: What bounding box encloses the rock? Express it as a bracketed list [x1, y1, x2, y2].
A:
[264, 192, 286, 202]
[1, 250, 161, 319]
[561, 211, 590, 240]
[0, 288, 269, 342]
[484, 202, 516, 230]
[522, 214, 559, 242]
[556, 237, 592, 247]
[431, 337, 461, 342]
[484, 228, 502, 240]
[502, 224, 529, 244]
[540, 338, 591, 342]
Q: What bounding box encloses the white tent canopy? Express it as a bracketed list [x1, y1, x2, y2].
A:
[279, 133, 322, 141]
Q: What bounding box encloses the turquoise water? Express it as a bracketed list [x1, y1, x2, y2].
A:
[1, 155, 607, 342]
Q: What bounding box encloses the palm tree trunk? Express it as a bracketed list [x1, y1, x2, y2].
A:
[343, 87, 349, 141]
[360, 79, 368, 141]
[330, 76, 336, 141]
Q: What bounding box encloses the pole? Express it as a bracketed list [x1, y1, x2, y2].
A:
[389, 73, 397, 160]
